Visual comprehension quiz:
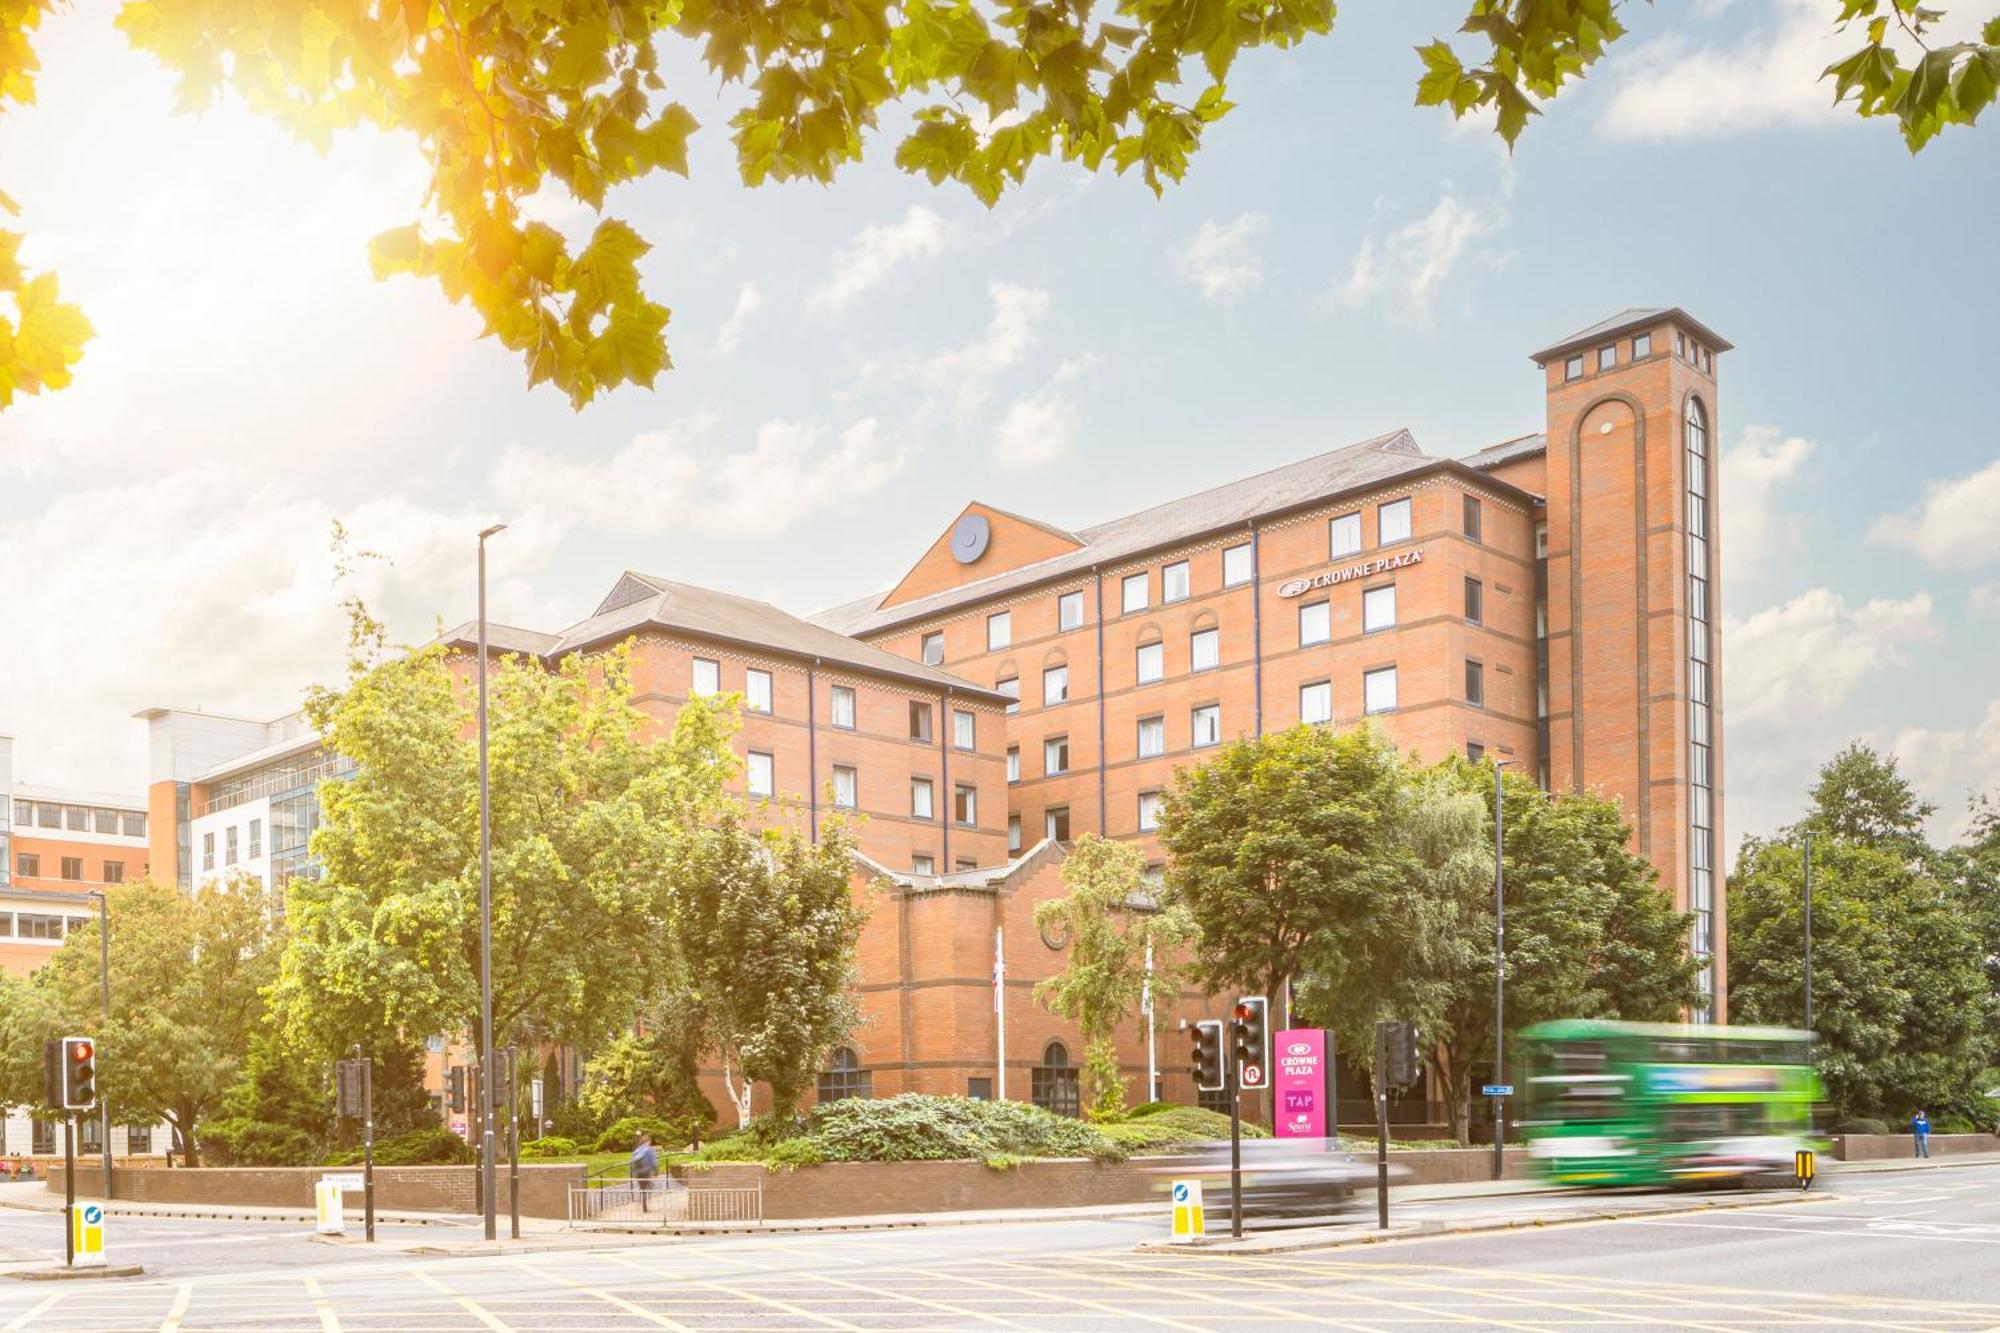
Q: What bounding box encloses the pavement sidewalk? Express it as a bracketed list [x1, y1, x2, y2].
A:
[0, 1180, 560, 1233]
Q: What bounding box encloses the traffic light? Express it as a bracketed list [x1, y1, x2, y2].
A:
[336, 1058, 367, 1119]
[447, 1065, 467, 1114]
[61, 1037, 97, 1111]
[1384, 1021, 1421, 1089]
[1232, 996, 1269, 1089]
[1190, 1020, 1225, 1092]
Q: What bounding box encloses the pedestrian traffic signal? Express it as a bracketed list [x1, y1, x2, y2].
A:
[61, 1037, 97, 1111]
[447, 1065, 467, 1114]
[1384, 1021, 1421, 1089]
[336, 1058, 367, 1119]
[1191, 1020, 1225, 1092]
[1232, 996, 1269, 1088]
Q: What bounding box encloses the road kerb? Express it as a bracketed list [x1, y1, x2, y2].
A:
[2, 1264, 147, 1281]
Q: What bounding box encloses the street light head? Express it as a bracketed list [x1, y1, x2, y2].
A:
[478, 522, 509, 540]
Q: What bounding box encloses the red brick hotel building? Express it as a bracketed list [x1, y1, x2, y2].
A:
[142, 307, 1728, 1116]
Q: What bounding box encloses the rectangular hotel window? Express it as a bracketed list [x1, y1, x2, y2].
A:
[1378, 498, 1412, 545]
[1537, 680, 1549, 718]
[955, 784, 977, 825]
[19, 914, 61, 939]
[1006, 746, 1020, 783]
[95, 808, 119, 834]
[1162, 560, 1190, 603]
[747, 752, 775, 797]
[1298, 600, 1330, 647]
[911, 778, 934, 819]
[913, 854, 935, 875]
[1632, 332, 1651, 358]
[1059, 590, 1085, 630]
[1362, 584, 1397, 632]
[1597, 345, 1616, 371]
[1008, 815, 1022, 852]
[225, 826, 238, 866]
[1363, 666, 1398, 714]
[66, 805, 88, 831]
[202, 832, 215, 871]
[921, 632, 944, 666]
[831, 685, 856, 728]
[1122, 572, 1148, 613]
[745, 668, 773, 713]
[1047, 807, 1072, 842]
[1300, 681, 1332, 725]
[1137, 715, 1165, 758]
[1465, 660, 1485, 708]
[1223, 542, 1253, 587]
[37, 803, 58, 827]
[1045, 736, 1070, 775]
[104, 861, 124, 884]
[1535, 520, 1549, 557]
[1190, 627, 1219, 672]
[996, 676, 1019, 715]
[691, 657, 720, 697]
[1464, 577, 1483, 624]
[1136, 641, 1164, 684]
[833, 765, 857, 809]
[987, 611, 1012, 650]
[248, 818, 262, 859]
[17, 852, 36, 878]
[953, 709, 975, 749]
[1138, 791, 1164, 831]
[1463, 494, 1482, 542]
[909, 700, 934, 742]
[1564, 354, 1583, 381]
[1191, 704, 1221, 748]
[1044, 665, 1068, 705]
[1466, 742, 1485, 763]
[61, 856, 83, 881]
[1330, 512, 1361, 558]
[11, 800, 28, 825]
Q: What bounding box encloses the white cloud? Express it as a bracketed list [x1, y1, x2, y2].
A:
[1175, 212, 1269, 303]
[494, 413, 913, 537]
[1869, 458, 2000, 569]
[1723, 588, 1939, 727]
[713, 281, 765, 357]
[806, 206, 951, 317]
[1719, 425, 1818, 572]
[1598, 0, 1985, 141]
[856, 282, 1052, 422]
[1333, 193, 1508, 324]
[1971, 584, 2000, 617]
[1882, 698, 2000, 842]
[992, 393, 1080, 472]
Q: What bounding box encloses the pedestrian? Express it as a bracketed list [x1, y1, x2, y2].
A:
[630, 1132, 659, 1212]
[1912, 1109, 1931, 1159]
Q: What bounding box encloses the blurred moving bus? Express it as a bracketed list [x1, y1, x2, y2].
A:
[1519, 1020, 1819, 1187]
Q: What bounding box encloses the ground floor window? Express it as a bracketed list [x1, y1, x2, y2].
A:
[816, 1046, 872, 1102]
[1031, 1041, 1081, 1118]
[126, 1124, 153, 1154]
[31, 1119, 55, 1155]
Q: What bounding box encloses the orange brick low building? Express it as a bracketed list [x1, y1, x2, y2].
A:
[138, 306, 1728, 1123]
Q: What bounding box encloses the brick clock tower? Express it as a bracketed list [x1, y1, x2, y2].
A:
[1533, 308, 1730, 1018]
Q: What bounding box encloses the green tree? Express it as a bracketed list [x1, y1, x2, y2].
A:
[676, 811, 870, 1126]
[577, 1018, 715, 1141]
[198, 1033, 333, 1166]
[1789, 742, 1938, 859]
[270, 610, 732, 1066]
[1033, 834, 1196, 1118]
[26, 877, 286, 1166]
[1158, 724, 1411, 1029]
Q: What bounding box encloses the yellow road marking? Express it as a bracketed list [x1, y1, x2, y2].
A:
[156, 1280, 192, 1333]
[900, 1261, 1270, 1333]
[510, 1257, 700, 1331]
[1, 1294, 60, 1332]
[802, 1270, 1027, 1329]
[413, 1267, 517, 1332]
[301, 1275, 341, 1333]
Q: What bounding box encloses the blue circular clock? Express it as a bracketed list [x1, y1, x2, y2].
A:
[951, 513, 991, 564]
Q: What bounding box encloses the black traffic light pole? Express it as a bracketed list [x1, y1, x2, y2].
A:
[504, 1047, 521, 1240]
[63, 1114, 75, 1266]
[1374, 1019, 1390, 1231]
[1226, 1031, 1243, 1240]
[362, 1054, 376, 1244]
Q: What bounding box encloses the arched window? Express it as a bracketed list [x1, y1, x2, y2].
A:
[1032, 1041, 1081, 1118]
[1683, 394, 1716, 1019]
[816, 1046, 872, 1103]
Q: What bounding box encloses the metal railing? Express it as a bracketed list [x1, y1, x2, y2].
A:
[568, 1178, 763, 1227]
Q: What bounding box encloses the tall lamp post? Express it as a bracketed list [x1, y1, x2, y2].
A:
[86, 889, 111, 1199]
[1802, 832, 1814, 1033]
[477, 521, 507, 1242]
[1491, 756, 1510, 1181]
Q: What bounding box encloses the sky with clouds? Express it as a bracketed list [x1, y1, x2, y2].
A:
[2, 0, 1996, 854]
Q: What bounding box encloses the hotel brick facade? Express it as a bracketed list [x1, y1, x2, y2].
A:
[136, 306, 1727, 1122]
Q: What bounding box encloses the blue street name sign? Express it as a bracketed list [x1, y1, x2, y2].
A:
[1482, 1084, 1513, 1097]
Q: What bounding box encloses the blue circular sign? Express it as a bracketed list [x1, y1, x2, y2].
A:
[1172, 1182, 1189, 1202]
[82, 1204, 101, 1225]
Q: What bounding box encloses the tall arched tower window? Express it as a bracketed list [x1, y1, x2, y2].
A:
[1684, 395, 1717, 1018]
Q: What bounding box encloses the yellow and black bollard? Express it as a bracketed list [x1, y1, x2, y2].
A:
[1794, 1148, 1816, 1191]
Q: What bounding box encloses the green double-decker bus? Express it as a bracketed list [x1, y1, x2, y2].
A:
[1519, 1019, 1820, 1187]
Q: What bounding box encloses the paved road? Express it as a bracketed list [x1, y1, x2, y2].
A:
[1, 1164, 1996, 1329]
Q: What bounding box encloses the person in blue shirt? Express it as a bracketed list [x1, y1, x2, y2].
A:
[1912, 1109, 1931, 1159]
[630, 1132, 661, 1210]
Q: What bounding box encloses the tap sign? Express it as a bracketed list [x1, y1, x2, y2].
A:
[1273, 1029, 1331, 1139]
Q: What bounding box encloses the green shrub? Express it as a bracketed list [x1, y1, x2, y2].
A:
[760, 1137, 827, 1170]
[1933, 1113, 1977, 1135]
[1835, 1118, 1892, 1136]
[805, 1094, 1126, 1164]
[593, 1116, 681, 1153]
[200, 1118, 323, 1167]
[1123, 1102, 1176, 1119]
[1097, 1105, 1266, 1153]
[370, 1127, 474, 1165]
[520, 1136, 580, 1159]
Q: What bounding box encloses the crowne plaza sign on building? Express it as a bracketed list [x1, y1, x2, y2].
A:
[1275, 548, 1425, 599]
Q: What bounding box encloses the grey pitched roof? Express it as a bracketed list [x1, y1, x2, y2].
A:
[439, 622, 565, 657]
[813, 428, 1482, 637]
[1465, 432, 1547, 470]
[534, 573, 1011, 701]
[1530, 307, 1733, 363]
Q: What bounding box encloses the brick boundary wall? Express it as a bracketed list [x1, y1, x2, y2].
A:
[46, 1163, 585, 1218]
[1832, 1133, 2000, 1161]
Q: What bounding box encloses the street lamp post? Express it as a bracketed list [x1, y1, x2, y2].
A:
[1491, 756, 1509, 1182]
[477, 521, 507, 1242]
[1802, 832, 1814, 1033]
[87, 890, 111, 1199]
